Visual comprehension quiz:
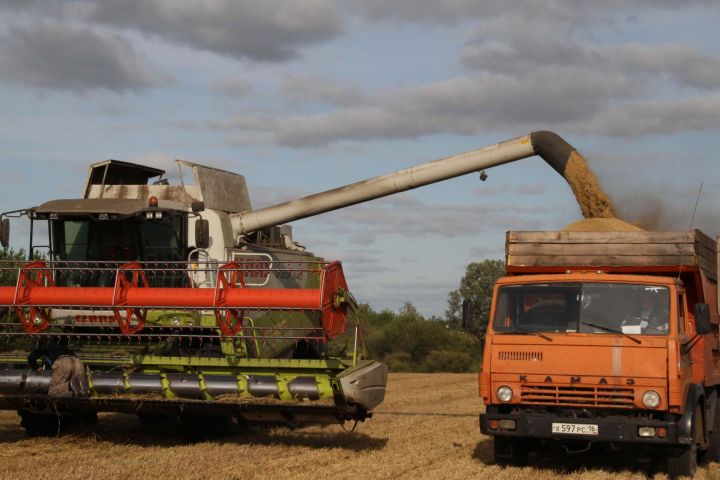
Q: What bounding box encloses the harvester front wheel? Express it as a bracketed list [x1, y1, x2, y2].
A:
[493, 436, 529, 467]
[18, 409, 97, 437]
[138, 413, 177, 426]
[18, 410, 60, 437]
[181, 415, 237, 441]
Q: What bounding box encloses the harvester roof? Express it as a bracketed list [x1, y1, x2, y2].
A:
[32, 198, 186, 218]
[86, 160, 164, 185]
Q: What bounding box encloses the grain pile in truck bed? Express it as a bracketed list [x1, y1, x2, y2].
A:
[562, 218, 644, 232]
[559, 148, 642, 232]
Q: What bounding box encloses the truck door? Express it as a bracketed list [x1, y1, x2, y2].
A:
[675, 290, 695, 391]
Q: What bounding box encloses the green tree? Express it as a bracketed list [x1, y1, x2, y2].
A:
[445, 259, 505, 342]
[334, 301, 483, 372]
[0, 247, 28, 286]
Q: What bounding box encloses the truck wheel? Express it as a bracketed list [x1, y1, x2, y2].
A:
[493, 436, 529, 467]
[666, 443, 697, 479]
[700, 394, 720, 463]
[667, 405, 700, 479]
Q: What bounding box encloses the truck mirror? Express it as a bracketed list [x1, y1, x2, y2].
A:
[195, 219, 210, 249]
[694, 303, 712, 335]
[0, 218, 8, 248]
[462, 299, 474, 330]
[191, 201, 205, 213]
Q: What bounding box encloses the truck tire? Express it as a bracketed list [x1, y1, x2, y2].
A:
[700, 392, 720, 463]
[666, 443, 697, 479]
[667, 405, 700, 479]
[493, 436, 529, 467]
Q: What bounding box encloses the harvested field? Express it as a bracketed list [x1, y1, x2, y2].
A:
[0, 373, 718, 480]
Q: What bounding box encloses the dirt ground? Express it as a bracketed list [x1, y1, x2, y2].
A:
[0, 373, 718, 480]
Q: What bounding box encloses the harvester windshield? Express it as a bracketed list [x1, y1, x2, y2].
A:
[52, 216, 185, 263]
[494, 282, 670, 336]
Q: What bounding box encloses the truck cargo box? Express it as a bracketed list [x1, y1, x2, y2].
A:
[506, 229, 718, 282]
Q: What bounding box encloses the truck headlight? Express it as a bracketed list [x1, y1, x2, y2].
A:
[497, 385, 513, 403]
[642, 390, 660, 409]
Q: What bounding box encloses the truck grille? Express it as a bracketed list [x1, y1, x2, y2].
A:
[521, 384, 635, 408]
[498, 351, 543, 361]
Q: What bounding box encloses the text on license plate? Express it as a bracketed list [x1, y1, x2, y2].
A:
[551, 423, 599, 435]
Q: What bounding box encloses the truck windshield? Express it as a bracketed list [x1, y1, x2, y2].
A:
[494, 282, 670, 336]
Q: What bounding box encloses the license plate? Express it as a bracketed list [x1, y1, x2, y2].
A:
[551, 422, 599, 435]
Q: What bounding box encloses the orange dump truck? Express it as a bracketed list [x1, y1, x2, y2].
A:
[479, 230, 719, 478]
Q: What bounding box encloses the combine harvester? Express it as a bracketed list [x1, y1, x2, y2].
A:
[0, 131, 598, 436]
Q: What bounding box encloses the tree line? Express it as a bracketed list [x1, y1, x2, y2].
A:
[331, 259, 506, 373]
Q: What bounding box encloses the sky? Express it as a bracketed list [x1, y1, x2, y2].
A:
[1, 1, 719, 318]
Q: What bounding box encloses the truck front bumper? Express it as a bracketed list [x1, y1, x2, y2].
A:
[480, 412, 684, 445]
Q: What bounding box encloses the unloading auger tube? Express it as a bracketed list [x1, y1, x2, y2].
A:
[232, 131, 586, 236]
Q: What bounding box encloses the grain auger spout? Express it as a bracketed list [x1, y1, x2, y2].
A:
[230, 130, 614, 238]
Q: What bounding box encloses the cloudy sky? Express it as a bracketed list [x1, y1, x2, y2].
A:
[1, 1, 719, 317]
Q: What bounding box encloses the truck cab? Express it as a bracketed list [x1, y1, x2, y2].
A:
[480, 230, 720, 478]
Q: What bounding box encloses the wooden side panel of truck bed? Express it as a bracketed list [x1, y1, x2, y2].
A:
[506, 230, 717, 282]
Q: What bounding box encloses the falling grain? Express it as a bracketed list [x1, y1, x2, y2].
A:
[564, 151, 615, 219]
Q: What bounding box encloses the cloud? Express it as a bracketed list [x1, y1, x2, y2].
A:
[200, 1, 720, 148]
[1, 1, 343, 68]
[306, 194, 556, 238]
[0, 168, 27, 186]
[470, 245, 504, 258]
[211, 78, 253, 98]
[472, 183, 547, 197]
[216, 61, 720, 147]
[216, 70, 636, 147]
[85, 0, 342, 61]
[0, 22, 170, 92]
[583, 97, 720, 137]
[282, 74, 367, 107]
[462, 34, 720, 90]
[351, 0, 714, 25]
